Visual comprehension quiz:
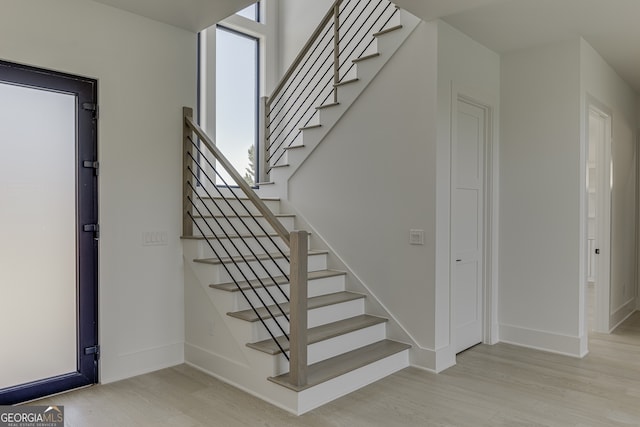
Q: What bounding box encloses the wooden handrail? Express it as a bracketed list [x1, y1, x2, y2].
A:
[183, 108, 291, 246]
[266, 0, 343, 108]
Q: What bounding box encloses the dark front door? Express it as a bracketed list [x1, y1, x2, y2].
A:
[0, 60, 99, 404]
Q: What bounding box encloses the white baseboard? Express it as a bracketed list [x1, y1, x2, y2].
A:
[609, 299, 636, 332]
[499, 324, 586, 358]
[100, 341, 184, 384]
[184, 342, 298, 414]
[408, 345, 456, 373]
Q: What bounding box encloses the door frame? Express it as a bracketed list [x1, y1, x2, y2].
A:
[582, 96, 612, 335]
[0, 60, 99, 404]
[450, 86, 498, 354]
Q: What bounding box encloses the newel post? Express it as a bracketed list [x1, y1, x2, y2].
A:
[182, 107, 194, 237]
[289, 230, 308, 387]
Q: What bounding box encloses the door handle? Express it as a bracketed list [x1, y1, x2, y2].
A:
[456, 259, 462, 262]
[595, 249, 600, 255]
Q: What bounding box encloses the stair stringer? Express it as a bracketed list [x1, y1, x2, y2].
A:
[274, 199, 447, 373]
[264, 10, 421, 199]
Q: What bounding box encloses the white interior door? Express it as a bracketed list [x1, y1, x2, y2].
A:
[0, 82, 77, 389]
[587, 107, 612, 333]
[452, 99, 485, 354]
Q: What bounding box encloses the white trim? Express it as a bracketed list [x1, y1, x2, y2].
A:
[499, 324, 587, 358]
[637, 131, 640, 312]
[450, 84, 499, 359]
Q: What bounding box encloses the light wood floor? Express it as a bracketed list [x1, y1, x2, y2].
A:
[34, 313, 640, 426]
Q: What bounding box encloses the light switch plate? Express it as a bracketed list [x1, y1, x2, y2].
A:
[409, 229, 424, 245]
[142, 231, 168, 246]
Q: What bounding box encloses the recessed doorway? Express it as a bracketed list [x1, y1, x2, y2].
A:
[585, 103, 612, 334]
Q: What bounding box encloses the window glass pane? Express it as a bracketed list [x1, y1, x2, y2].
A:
[0, 82, 77, 388]
[236, 3, 259, 21]
[216, 27, 258, 185]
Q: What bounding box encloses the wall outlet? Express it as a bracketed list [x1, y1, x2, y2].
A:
[142, 231, 168, 246]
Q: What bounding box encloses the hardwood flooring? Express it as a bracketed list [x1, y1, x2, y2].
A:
[33, 313, 640, 426]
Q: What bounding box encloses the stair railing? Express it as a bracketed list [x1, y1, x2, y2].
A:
[260, 0, 400, 180]
[183, 107, 309, 386]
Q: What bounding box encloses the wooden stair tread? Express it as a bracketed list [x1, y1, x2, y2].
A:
[247, 314, 388, 355]
[182, 232, 280, 240]
[194, 249, 328, 266]
[197, 196, 280, 201]
[300, 124, 321, 131]
[268, 340, 410, 391]
[284, 144, 305, 150]
[192, 213, 294, 219]
[210, 269, 345, 292]
[373, 25, 403, 37]
[353, 53, 380, 63]
[316, 102, 340, 110]
[270, 163, 290, 169]
[227, 291, 365, 322]
[334, 78, 359, 87]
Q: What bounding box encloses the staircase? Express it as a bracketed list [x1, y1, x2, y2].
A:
[259, 1, 420, 196]
[182, 0, 420, 416]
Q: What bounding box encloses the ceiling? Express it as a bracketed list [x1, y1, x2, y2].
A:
[437, 0, 640, 93]
[90, 0, 640, 94]
[91, 0, 255, 32]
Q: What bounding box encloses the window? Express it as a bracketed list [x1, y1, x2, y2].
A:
[199, 0, 273, 186]
[215, 26, 259, 185]
[236, 2, 259, 22]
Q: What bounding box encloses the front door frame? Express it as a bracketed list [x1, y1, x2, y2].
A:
[0, 60, 99, 404]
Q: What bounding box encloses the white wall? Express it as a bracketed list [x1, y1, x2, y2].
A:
[0, 0, 197, 383]
[277, 0, 333, 75]
[435, 21, 500, 368]
[580, 39, 637, 330]
[284, 19, 499, 371]
[288, 20, 439, 353]
[499, 40, 584, 356]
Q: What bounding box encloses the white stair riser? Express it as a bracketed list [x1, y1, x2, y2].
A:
[206, 252, 328, 285]
[297, 349, 410, 415]
[200, 236, 291, 259]
[192, 198, 280, 217]
[268, 111, 310, 158]
[306, 322, 387, 365]
[221, 274, 346, 312]
[269, 322, 389, 375]
[307, 299, 365, 329]
[192, 216, 295, 236]
[244, 298, 365, 343]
